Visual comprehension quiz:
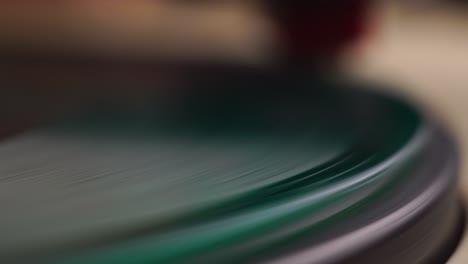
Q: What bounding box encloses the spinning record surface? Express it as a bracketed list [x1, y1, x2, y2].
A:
[0, 77, 461, 264]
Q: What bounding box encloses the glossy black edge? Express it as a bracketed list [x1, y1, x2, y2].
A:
[260, 122, 462, 264]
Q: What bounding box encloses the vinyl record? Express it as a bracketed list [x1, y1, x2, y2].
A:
[0, 77, 461, 264]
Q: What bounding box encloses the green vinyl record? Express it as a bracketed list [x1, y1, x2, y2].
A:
[0, 76, 451, 264]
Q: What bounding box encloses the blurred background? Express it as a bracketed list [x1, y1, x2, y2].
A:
[1, 0, 468, 262]
[0, 1, 369, 142]
[345, 2, 468, 192]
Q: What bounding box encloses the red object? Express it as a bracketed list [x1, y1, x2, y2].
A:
[272, 1, 369, 60]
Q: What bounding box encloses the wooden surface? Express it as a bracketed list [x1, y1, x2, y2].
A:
[344, 3, 468, 262]
[0, 2, 274, 63]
